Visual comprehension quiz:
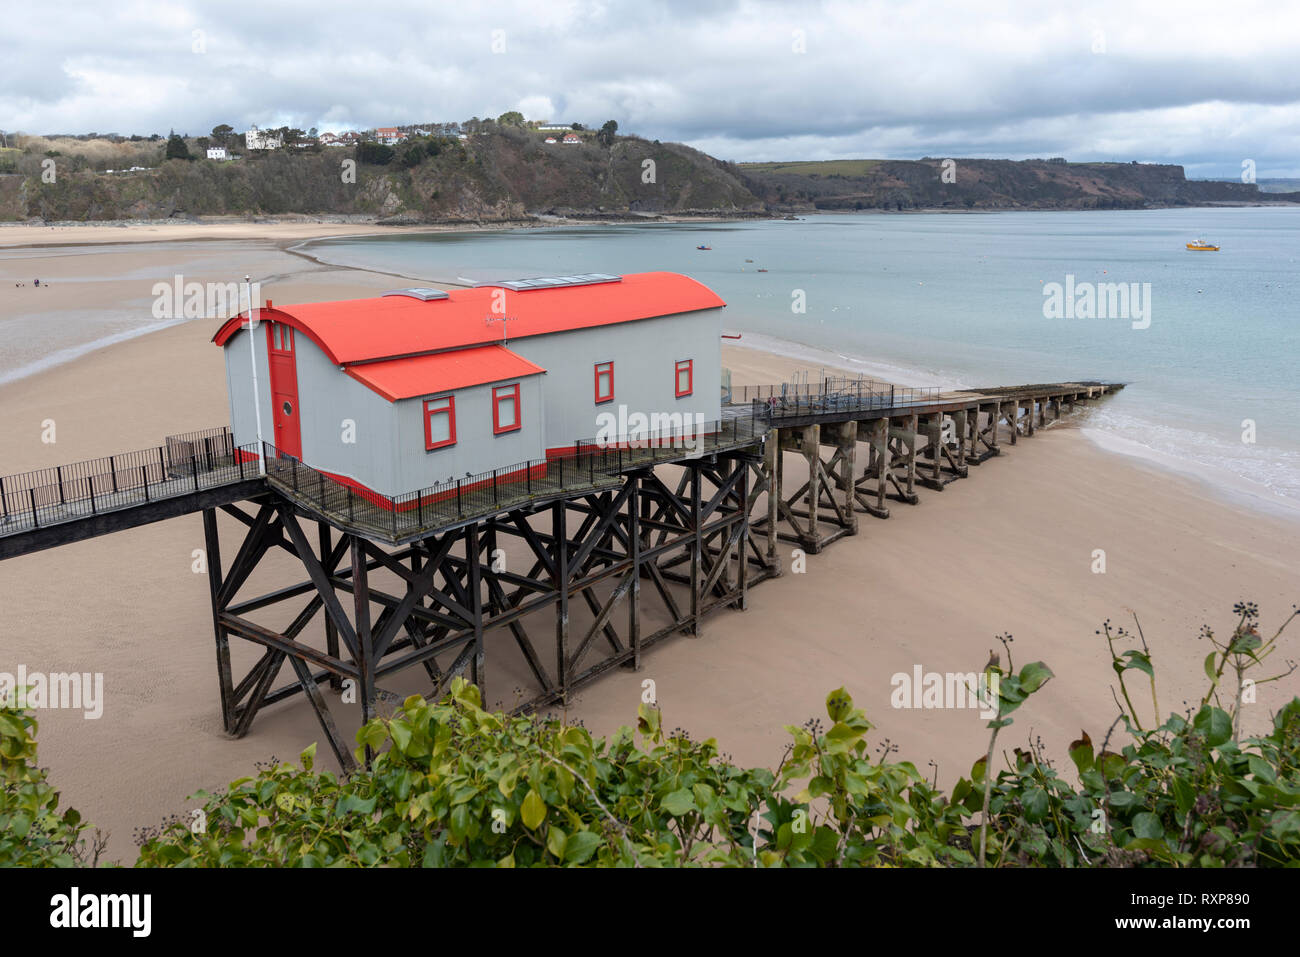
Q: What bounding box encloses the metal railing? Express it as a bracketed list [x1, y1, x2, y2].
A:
[11, 374, 1111, 545]
[0, 427, 250, 536]
[258, 412, 769, 541]
[728, 380, 834, 404]
[752, 381, 942, 420]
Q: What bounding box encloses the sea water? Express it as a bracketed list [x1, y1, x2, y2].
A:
[302, 208, 1300, 515]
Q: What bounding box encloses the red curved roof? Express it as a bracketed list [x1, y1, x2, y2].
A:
[212, 271, 725, 365]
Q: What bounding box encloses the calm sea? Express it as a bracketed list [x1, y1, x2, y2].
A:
[301, 209, 1300, 516]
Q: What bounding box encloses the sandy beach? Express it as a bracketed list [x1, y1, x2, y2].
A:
[1, 232, 1297, 865]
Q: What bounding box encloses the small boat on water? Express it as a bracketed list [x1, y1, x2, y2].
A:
[696, 245, 711, 250]
[756, 268, 768, 272]
[1186, 239, 1220, 251]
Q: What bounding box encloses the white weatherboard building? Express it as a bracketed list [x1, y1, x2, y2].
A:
[212, 272, 724, 502]
[244, 126, 282, 150]
[206, 147, 229, 160]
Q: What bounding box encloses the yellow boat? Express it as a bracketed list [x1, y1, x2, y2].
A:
[1186, 239, 1219, 251]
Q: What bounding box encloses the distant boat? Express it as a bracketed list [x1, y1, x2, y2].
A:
[756, 268, 768, 272]
[696, 245, 711, 250]
[744, 258, 753, 262]
[1186, 239, 1220, 251]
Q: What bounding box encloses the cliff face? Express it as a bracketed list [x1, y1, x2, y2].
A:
[740, 159, 1300, 210]
[9, 130, 764, 223]
[11, 144, 1296, 223]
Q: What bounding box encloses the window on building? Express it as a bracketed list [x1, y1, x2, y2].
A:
[675, 359, 693, 398]
[594, 361, 614, 404]
[268, 323, 294, 353]
[424, 395, 456, 450]
[493, 383, 521, 434]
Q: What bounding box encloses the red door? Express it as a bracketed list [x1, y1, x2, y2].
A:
[266, 322, 302, 459]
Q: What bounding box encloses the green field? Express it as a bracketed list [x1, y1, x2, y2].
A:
[739, 159, 882, 176]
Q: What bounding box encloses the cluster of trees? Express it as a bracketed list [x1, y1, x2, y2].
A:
[464, 113, 620, 147]
[356, 135, 464, 167]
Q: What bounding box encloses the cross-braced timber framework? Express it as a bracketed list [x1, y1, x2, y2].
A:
[752, 383, 1118, 553]
[0, 380, 1119, 771]
[203, 453, 763, 770]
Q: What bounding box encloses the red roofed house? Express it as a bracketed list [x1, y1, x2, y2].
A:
[212, 272, 725, 501]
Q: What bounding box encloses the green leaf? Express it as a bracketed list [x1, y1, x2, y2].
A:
[825, 687, 853, 722]
[547, 825, 567, 859]
[661, 788, 696, 817]
[1204, 651, 1218, 682]
[1018, 661, 1054, 694]
[1246, 755, 1277, 784]
[387, 718, 413, 753]
[299, 742, 316, 772]
[636, 702, 661, 737]
[1068, 732, 1094, 774]
[1022, 788, 1049, 822]
[449, 803, 470, 839]
[564, 829, 602, 864]
[1193, 706, 1233, 747]
[823, 722, 861, 752]
[498, 767, 519, 797]
[520, 788, 546, 830]
[1132, 812, 1164, 840]
[1268, 810, 1300, 839]
[808, 825, 839, 863]
[1229, 631, 1262, 654]
[1120, 651, 1154, 677]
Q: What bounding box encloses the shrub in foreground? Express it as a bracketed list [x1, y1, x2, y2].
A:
[4, 604, 1297, 867]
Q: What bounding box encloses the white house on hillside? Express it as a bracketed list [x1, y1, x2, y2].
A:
[244, 126, 283, 150]
[206, 147, 229, 160]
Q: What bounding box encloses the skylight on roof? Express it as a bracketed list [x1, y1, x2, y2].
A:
[382, 288, 450, 301]
[474, 273, 622, 292]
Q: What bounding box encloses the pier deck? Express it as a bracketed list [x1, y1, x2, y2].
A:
[0, 378, 1123, 769]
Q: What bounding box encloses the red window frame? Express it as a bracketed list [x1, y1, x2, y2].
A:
[594, 361, 614, 404]
[424, 395, 456, 450]
[492, 383, 522, 435]
[674, 358, 693, 398]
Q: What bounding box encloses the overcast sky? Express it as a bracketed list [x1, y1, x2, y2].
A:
[5, 0, 1299, 177]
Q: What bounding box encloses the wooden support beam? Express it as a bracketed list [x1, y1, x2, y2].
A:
[735, 462, 749, 610]
[351, 535, 376, 765]
[553, 501, 570, 703]
[628, 476, 643, 669]
[689, 463, 702, 636]
[804, 423, 821, 545]
[834, 421, 859, 535]
[202, 508, 235, 733]
[287, 654, 356, 773]
[318, 522, 341, 690]
[467, 523, 485, 698]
